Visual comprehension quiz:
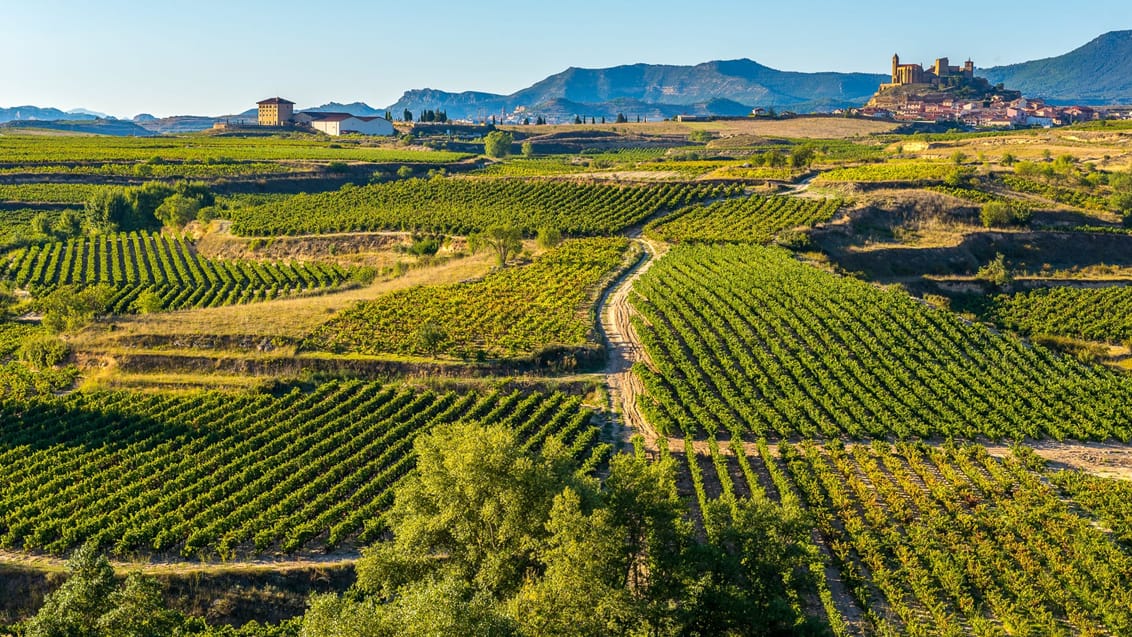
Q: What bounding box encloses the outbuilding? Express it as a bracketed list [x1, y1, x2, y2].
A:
[303, 112, 394, 136]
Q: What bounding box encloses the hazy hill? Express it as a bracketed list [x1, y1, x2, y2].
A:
[0, 106, 102, 123]
[388, 60, 889, 120]
[981, 31, 1132, 104]
[0, 119, 155, 136]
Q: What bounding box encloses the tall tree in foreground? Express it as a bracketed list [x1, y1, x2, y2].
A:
[301, 424, 828, 636]
[469, 225, 523, 266]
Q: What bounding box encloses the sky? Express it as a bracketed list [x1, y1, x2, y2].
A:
[2, 0, 1129, 118]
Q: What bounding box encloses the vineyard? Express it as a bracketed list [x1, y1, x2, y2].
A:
[3, 232, 356, 313]
[0, 183, 110, 204]
[646, 194, 842, 243]
[987, 285, 1132, 343]
[669, 437, 1132, 636]
[0, 135, 472, 163]
[814, 161, 959, 183]
[229, 179, 739, 236]
[305, 237, 629, 359]
[630, 244, 1132, 441]
[0, 381, 605, 559]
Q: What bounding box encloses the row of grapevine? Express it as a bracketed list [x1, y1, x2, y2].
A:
[0, 381, 606, 559]
[630, 244, 1132, 441]
[230, 178, 741, 236]
[3, 232, 354, 312]
[305, 237, 629, 359]
[646, 194, 841, 243]
[669, 437, 1132, 636]
[987, 285, 1132, 343]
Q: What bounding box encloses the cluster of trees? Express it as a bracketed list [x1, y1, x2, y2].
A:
[402, 109, 449, 123]
[301, 423, 826, 636]
[84, 181, 215, 233]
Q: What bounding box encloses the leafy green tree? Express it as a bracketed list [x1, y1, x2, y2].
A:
[789, 144, 817, 169]
[24, 541, 116, 637]
[30, 211, 53, 236]
[521, 141, 534, 158]
[154, 193, 201, 229]
[414, 321, 448, 355]
[83, 187, 134, 232]
[130, 290, 164, 314]
[96, 573, 181, 637]
[469, 225, 523, 266]
[17, 334, 69, 370]
[976, 253, 1013, 289]
[535, 227, 562, 249]
[52, 209, 83, 238]
[37, 285, 113, 333]
[483, 131, 514, 158]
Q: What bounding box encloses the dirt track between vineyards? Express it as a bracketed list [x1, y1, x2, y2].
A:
[597, 234, 665, 451]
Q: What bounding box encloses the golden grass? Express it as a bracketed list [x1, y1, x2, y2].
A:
[501, 116, 899, 140]
[74, 250, 497, 346]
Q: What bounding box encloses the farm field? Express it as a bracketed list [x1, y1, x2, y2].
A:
[304, 237, 630, 360]
[229, 178, 738, 236]
[3, 119, 1132, 634]
[0, 381, 604, 560]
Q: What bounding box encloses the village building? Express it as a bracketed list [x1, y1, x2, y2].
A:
[298, 112, 395, 136]
[884, 54, 975, 90]
[257, 97, 295, 126]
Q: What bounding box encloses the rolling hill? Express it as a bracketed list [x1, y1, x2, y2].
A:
[981, 30, 1132, 105]
[388, 59, 889, 121]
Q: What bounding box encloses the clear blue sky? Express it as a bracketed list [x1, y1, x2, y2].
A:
[2, 0, 1128, 118]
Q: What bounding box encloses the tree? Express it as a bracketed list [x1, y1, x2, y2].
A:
[52, 209, 83, 238]
[96, 573, 181, 637]
[573, 115, 582, 125]
[384, 111, 393, 121]
[414, 321, 448, 355]
[24, 543, 183, 637]
[30, 211, 53, 236]
[521, 141, 534, 158]
[483, 131, 514, 158]
[154, 193, 200, 229]
[17, 334, 69, 370]
[789, 144, 817, 169]
[951, 150, 968, 165]
[535, 227, 561, 249]
[469, 225, 523, 266]
[130, 290, 164, 314]
[616, 113, 627, 124]
[24, 541, 116, 637]
[83, 187, 133, 232]
[37, 284, 114, 333]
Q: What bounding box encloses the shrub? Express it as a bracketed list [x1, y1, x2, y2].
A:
[536, 227, 562, 249]
[18, 334, 70, 369]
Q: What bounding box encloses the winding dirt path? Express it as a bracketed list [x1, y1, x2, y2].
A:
[597, 235, 665, 450]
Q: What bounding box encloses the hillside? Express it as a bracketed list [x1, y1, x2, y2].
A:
[981, 30, 1132, 104]
[388, 59, 889, 120]
[0, 106, 101, 124]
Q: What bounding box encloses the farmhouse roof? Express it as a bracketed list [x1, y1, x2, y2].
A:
[257, 97, 295, 105]
[306, 112, 353, 122]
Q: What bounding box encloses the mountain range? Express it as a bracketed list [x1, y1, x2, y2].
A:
[3, 31, 1130, 133]
[980, 30, 1132, 105]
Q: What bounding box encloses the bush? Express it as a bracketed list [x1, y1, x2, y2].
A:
[688, 130, 713, 143]
[536, 227, 562, 249]
[975, 253, 1013, 288]
[18, 334, 70, 369]
[130, 290, 164, 314]
[396, 166, 414, 179]
[980, 201, 1032, 227]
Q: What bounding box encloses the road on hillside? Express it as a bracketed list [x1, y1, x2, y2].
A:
[597, 235, 664, 450]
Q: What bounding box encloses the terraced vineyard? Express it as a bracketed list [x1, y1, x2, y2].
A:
[305, 237, 629, 359]
[230, 179, 739, 236]
[3, 232, 355, 313]
[646, 194, 842, 243]
[669, 438, 1132, 636]
[631, 244, 1132, 441]
[0, 381, 605, 559]
[814, 161, 959, 183]
[0, 183, 109, 204]
[987, 285, 1132, 343]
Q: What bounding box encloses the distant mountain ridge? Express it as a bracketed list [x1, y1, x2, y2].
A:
[388, 59, 889, 120]
[980, 31, 1132, 105]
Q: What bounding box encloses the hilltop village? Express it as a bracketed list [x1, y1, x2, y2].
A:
[859, 54, 1098, 126]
